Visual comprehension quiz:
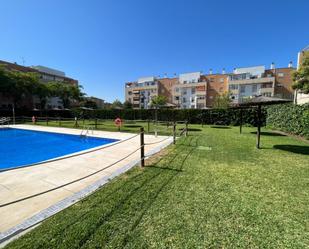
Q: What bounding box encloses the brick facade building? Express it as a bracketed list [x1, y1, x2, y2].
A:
[125, 64, 295, 109]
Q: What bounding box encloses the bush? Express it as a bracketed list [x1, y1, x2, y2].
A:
[267, 103, 309, 138]
[2, 107, 266, 127]
[71, 108, 264, 126]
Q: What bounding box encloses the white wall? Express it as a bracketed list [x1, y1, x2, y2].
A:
[179, 72, 201, 84]
[234, 66, 265, 78]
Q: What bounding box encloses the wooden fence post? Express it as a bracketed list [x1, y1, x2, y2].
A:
[185, 121, 188, 137]
[140, 127, 145, 167]
[173, 122, 176, 144]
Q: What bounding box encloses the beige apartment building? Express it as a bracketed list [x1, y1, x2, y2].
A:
[295, 45, 309, 104]
[125, 63, 295, 109]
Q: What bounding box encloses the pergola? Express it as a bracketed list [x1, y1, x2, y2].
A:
[238, 96, 292, 149]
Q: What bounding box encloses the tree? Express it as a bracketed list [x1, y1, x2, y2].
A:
[46, 82, 84, 108]
[0, 67, 40, 108]
[82, 99, 98, 109]
[150, 95, 167, 108]
[292, 54, 309, 94]
[213, 92, 231, 109]
[33, 82, 49, 110]
[123, 100, 133, 109]
[111, 99, 123, 109]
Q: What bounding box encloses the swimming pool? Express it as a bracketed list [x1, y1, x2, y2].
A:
[0, 128, 119, 171]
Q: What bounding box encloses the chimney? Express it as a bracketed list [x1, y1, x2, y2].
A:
[222, 68, 226, 74]
[209, 69, 213, 75]
[270, 62, 275, 69]
[288, 61, 293, 68]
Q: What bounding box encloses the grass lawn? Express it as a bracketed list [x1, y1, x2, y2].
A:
[5, 125, 309, 248]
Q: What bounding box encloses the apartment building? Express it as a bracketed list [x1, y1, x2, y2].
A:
[85, 96, 105, 109]
[0, 60, 78, 110]
[125, 76, 159, 109]
[125, 63, 295, 109]
[228, 64, 295, 104]
[202, 71, 229, 107]
[296, 44, 309, 104]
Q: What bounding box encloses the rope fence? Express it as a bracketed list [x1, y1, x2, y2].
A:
[0, 121, 189, 208]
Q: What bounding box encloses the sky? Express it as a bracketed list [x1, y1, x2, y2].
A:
[0, 0, 308, 102]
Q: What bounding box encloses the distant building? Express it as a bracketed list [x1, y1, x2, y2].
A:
[295, 45, 309, 104]
[125, 63, 295, 109]
[229, 64, 295, 104]
[86, 97, 105, 109]
[0, 60, 78, 110]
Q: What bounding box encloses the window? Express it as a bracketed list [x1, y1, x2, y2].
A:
[229, 84, 239, 90]
[191, 87, 196, 94]
[252, 84, 257, 93]
[183, 90, 187, 95]
[219, 87, 223, 92]
[175, 96, 179, 100]
[182, 97, 186, 103]
[219, 78, 224, 83]
[240, 85, 246, 93]
[278, 72, 284, 77]
[209, 78, 214, 82]
[128, 91, 132, 95]
[175, 87, 179, 92]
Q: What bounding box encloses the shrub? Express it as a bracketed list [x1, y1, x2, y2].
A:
[267, 103, 309, 138]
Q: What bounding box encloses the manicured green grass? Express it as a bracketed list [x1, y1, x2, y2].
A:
[5, 126, 309, 248]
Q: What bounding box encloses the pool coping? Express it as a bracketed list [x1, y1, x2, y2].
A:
[0, 137, 173, 245]
[0, 127, 130, 173]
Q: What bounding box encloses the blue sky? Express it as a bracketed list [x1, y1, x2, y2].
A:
[1, 0, 308, 102]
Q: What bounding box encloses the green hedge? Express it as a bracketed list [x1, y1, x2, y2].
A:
[267, 103, 309, 138]
[70, 107, 265, 126]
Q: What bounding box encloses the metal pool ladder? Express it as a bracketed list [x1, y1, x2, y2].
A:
[0, 117, 11, 128]
[80, 126, 94, 137]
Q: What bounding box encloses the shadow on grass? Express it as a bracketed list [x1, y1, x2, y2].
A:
[124, 125, 143, 128]
[273, 145, 309, 155]
[251, 131, 286, 137]
[178, 128, 202, 132]
[210, 126, 231, 129]
[145, 165, 184, 172]
[45, 137, 197, 248]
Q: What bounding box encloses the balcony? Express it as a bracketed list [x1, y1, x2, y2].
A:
[126, 82, 158, 90]
[228, 77, 275, 85]
[259, 87, 273, 95]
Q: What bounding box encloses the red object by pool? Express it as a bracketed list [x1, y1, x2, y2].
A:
[114, 118, 122, 127]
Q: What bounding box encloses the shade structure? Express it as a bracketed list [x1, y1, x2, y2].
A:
[238, 96, 292, 149]
[79, 107, 94, 111]
[237, 96, 292, 107]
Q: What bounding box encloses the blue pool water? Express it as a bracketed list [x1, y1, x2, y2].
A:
[0, 128, 118, 171]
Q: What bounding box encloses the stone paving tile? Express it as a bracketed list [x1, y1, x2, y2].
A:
[0, 125, 173, 236]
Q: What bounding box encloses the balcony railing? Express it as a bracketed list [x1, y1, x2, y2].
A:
[228, 77, 275, 85]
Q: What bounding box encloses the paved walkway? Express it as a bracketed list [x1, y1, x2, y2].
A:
[0, 125, 172, 234]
